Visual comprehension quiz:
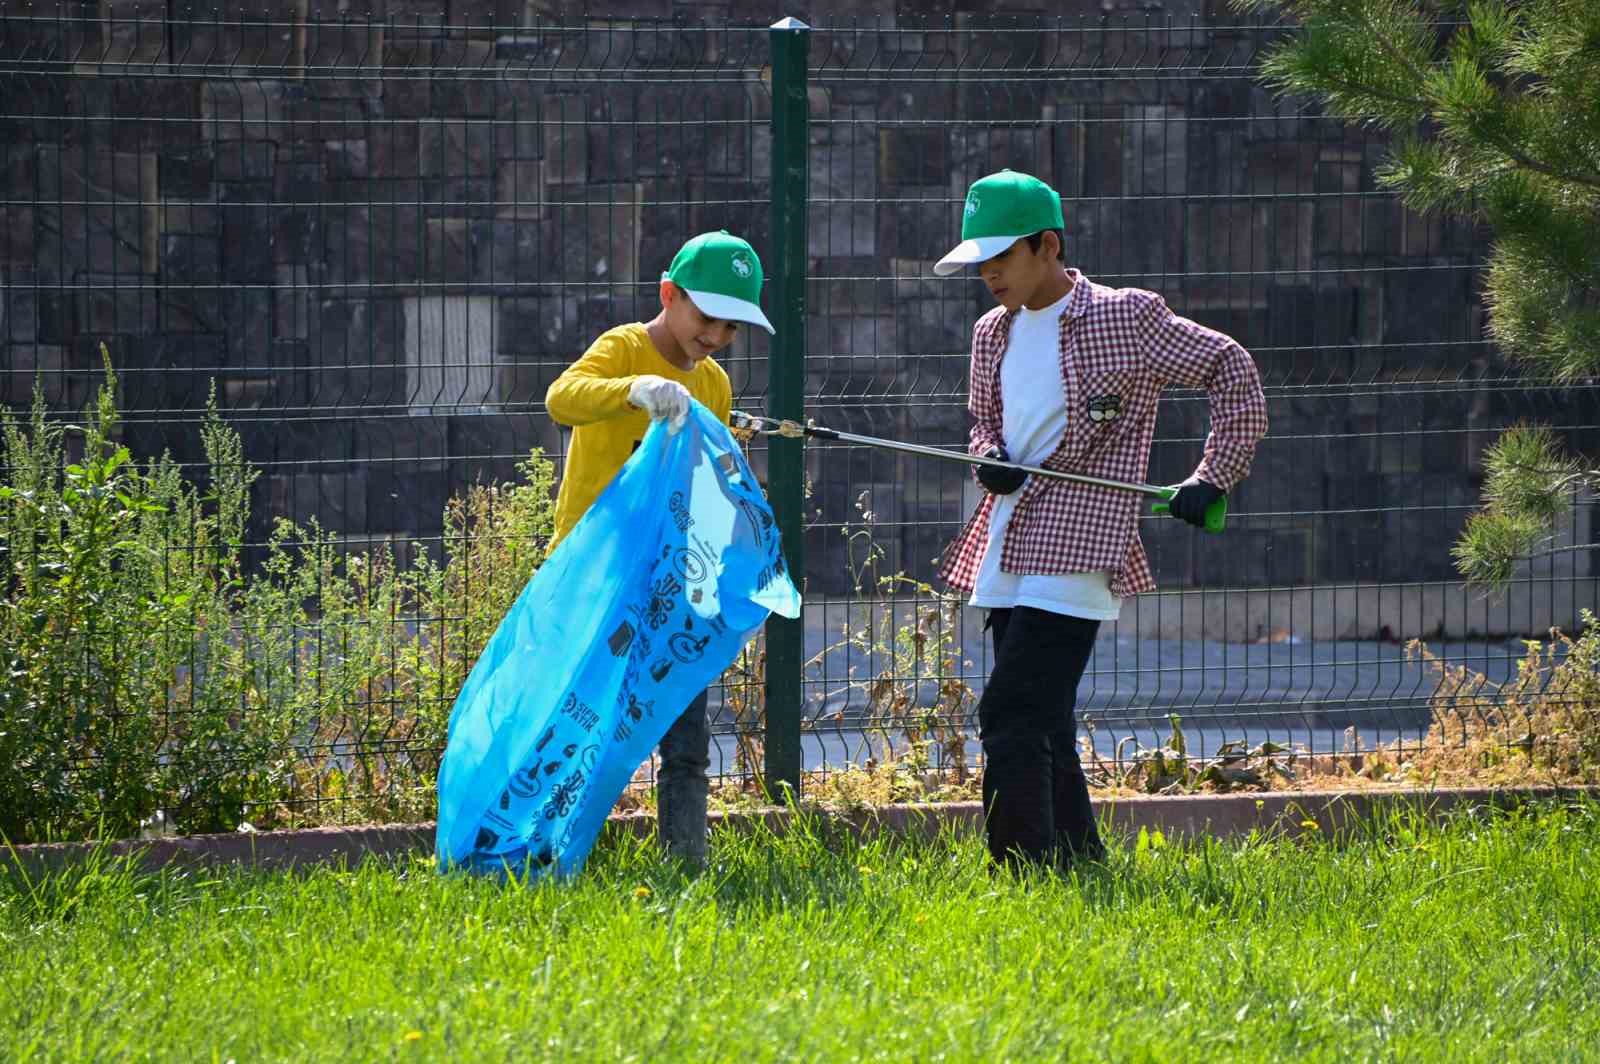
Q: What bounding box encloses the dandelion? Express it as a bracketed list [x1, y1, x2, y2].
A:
[1255, 799, 1265, 811]
[403, 1031, 423, 1043]
[858, 865, 875, 876]
[1300, 819, 1319, 831]
[633, 885, 652, 899]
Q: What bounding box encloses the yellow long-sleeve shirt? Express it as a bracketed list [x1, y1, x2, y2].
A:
[545, 322, 733, 548]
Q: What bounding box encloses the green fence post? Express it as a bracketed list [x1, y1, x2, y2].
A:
[765, 15, 809, 803]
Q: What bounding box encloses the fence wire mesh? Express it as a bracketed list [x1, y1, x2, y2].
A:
[793, 16, 1598, 789]
[0, 4, 1595, 832]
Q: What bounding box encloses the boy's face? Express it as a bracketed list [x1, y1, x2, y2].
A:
[978, 234, 1058, 311]
[661, 281, 739, 363]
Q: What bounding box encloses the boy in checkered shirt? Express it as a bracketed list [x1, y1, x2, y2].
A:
[935, 170, 1268, 871]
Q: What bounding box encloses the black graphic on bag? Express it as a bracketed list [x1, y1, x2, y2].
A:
[621, 691, 654, 723]
[507, 761, 543, 799]
[669, 630, 711, 664]
[545, 768, 586, 820]
[646, 572, 683, 629]
[673, 547, 708, 584]
[607, 619, 635, 657]
[734, 497, 770, 544]
[669, 491, 694, 531]
[626, 614, 652, 665]
[559, 692, 599, 732]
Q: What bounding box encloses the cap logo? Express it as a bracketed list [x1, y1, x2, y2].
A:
[964, 192, 980, 218]
[730, 252, 753, 279]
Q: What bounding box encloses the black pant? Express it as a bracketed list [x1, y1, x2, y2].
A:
[656, 689, 710, 863]
[979, 606, 1104, 868]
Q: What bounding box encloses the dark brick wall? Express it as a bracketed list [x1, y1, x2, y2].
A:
[3, 2, 1590, 593]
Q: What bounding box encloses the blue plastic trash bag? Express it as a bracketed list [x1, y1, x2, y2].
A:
[435, 400, 801, 876]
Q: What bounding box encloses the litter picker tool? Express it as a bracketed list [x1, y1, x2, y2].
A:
[730, 411, 1228, 533]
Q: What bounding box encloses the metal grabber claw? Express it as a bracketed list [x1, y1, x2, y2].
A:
[728, 410, 1227, 533]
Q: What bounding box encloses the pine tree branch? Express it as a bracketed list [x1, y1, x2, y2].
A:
[1524, 543, 1600, 560]
[1357, 4, 1437, 97]
[1487, 460, 1599, 494]
[1302, 73, 1431, 117]
[1473, 127, 1600, 192]
[1352, 5, 1600, 192]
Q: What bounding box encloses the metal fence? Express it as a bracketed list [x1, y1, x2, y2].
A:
[2, 3, 1596, 829]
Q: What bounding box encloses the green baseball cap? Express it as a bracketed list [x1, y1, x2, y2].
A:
[662, 230, 775, 334]
[934, 169, 1065, 276]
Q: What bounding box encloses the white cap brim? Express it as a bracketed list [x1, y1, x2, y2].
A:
[932, 235, 1027, 276]
[678, 287, 776, 334]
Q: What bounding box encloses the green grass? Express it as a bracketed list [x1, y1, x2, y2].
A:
[4, 803, 1600, 1062]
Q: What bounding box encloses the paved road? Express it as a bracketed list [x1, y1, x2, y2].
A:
[702, 602, 1546, 772]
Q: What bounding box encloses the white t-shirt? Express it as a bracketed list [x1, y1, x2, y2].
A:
[969, 289, 1123, 621]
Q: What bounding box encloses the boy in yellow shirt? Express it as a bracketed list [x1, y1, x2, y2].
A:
[544, 230, 775, 865]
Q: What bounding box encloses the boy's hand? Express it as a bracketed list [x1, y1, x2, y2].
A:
[628, 375, 691, 434]
[976, 446, 1026, 495]
[1168, 477, 1224, 528]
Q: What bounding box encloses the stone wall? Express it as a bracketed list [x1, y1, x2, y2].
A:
[2, 0, 1594, 608]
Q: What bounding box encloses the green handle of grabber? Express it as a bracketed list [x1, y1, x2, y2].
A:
[1149, 488, 1229, 534]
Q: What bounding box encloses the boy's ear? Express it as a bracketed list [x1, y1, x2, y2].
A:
[659, 278, 677, 306]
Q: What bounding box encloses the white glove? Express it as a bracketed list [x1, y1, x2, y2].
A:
[627, 375, 691, 434]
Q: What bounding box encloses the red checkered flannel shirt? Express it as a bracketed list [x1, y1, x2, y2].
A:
[939, 270, 1268, 598]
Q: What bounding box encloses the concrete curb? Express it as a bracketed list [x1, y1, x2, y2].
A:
[7, 785, 1596, 877]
